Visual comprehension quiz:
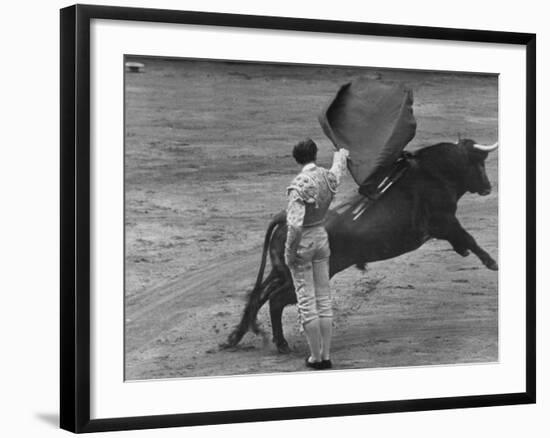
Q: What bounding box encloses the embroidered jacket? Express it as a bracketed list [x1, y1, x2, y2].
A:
[286, 149, 348, 230]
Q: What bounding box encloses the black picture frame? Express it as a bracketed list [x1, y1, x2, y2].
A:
[60, 3, 536, 433]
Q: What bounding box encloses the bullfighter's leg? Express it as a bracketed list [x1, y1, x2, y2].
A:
[312, 258, 332, 361]
[433, 216, 498, 270]
[269, 284, 297, 354]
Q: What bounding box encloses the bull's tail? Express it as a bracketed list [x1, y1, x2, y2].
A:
[252, 210, 286, 293]
[222, 212, 286, 348]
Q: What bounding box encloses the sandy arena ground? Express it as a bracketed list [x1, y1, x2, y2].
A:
[124, 58, 498, 380]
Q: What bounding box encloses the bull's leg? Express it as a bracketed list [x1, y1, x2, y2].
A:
[269, 284, 296, 354]
[434, 216, 498, 270]
[450, 228, 498, 270]
[250, 277, 284, 336]
[223, 271, 279, 348]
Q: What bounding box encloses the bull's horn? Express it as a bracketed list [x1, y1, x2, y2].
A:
[473, 142, 498, 152]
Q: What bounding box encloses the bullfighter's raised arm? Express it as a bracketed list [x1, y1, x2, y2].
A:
[329, 148, 349, 186]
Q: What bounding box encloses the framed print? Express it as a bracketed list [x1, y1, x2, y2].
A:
[60, 4, 536, 433]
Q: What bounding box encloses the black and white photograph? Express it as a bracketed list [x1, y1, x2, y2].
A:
[124, 56, 499, 380]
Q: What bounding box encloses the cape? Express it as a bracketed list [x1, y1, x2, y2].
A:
[319, 77, 417, 186]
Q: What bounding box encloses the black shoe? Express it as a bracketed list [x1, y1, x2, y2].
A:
[321, 359, 332, 369]
[305, 357, 325, 370]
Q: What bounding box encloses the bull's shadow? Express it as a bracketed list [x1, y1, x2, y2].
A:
[223, 139, 498, 354]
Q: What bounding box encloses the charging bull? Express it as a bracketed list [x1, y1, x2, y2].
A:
[224, 139, 498, 353]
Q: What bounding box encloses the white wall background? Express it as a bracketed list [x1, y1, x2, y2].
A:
[0, 0, 546, 436]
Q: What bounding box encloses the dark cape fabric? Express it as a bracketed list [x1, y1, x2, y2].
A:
[319, 77, 417, 187]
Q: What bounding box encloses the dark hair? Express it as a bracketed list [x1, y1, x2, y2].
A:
[292, 138, 318, 165]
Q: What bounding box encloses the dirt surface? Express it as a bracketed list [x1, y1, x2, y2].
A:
[124, 58, 498, 380]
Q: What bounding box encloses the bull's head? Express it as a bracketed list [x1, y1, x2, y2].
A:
[462, 139, 498, 196]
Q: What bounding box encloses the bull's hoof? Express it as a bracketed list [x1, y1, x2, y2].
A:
[486, 260, 498, 271]
[276, 341, 291, 354]
[218, 342, 231, 350]
[219, 339, 236, 350]
[222, 330, 242, 349]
